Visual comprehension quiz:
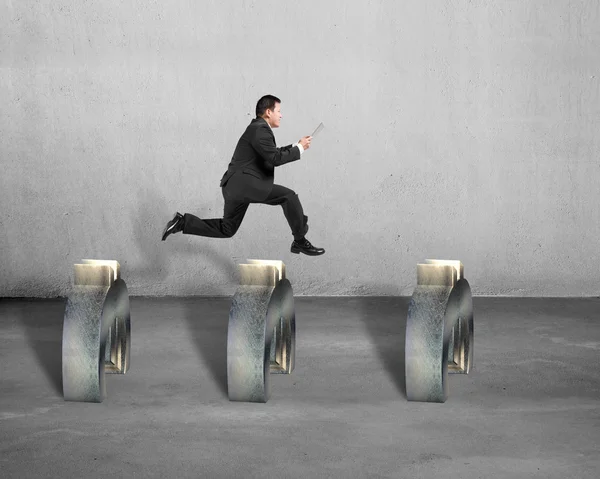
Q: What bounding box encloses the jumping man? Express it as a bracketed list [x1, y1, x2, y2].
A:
[161, 94, 325, 256]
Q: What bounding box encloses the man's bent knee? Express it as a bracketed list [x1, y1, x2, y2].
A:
[223, 228, 237, 238]
[222, 223, 239, 238]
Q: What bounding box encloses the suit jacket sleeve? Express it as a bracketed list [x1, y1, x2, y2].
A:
[250, 124, 301, 167]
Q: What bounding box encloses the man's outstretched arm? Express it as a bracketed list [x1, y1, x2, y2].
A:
[251, 126, 311, 167]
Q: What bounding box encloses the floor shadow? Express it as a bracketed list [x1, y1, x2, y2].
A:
[15, 298, 65, 396]
[182, 297, 229, 397]
[357, 291, 410, 399]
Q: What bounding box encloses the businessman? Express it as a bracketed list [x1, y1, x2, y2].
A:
[161, 94, 325, 256]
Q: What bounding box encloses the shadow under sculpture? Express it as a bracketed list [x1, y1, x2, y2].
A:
[62, 260, 131, 403]
[405, 259, 474, 403]
[227, 260, 295, 403]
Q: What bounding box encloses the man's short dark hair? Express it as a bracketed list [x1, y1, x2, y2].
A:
[256, 95, 281, 118]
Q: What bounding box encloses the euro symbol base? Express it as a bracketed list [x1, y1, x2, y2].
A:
[405, 259, 474, 403]
[62, 260, 131, 403]
[227, 260, 295, 403]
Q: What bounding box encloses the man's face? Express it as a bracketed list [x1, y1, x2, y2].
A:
[266, 103, 282, 128]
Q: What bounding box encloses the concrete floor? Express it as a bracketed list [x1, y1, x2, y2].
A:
[0, 296, 599, 478]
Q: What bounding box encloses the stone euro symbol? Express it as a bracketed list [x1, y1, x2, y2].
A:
[227, 260, 295, 403]
[60, 257, 472, 405]
[405, 260, 474, 403]
[62, 260, 131, 403]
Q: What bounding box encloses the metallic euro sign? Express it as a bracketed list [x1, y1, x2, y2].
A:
[227, 260, 295, 403]
[62, 260, 131, 403]
[405, 260, 474, 403]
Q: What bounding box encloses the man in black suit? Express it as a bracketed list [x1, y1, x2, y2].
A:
[161, 94, 325, 256]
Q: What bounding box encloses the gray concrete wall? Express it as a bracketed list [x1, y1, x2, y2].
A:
[1, 1, 599, 297]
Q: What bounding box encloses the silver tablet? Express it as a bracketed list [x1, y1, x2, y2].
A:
[311, 122, 325, 137]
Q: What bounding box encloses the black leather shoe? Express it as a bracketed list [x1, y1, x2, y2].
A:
[162, 212, 184, 241]
[291, 238, 325, 256]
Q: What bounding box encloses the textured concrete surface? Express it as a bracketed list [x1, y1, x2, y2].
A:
[2, 1, 599, 298]
[1, 296, 599, 478]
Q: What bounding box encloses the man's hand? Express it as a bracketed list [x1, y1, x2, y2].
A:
[299, 136, 312, 150]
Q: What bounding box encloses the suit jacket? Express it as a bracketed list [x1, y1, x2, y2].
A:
[219, 117, 301, 193]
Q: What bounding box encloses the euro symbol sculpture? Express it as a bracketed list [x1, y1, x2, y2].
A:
[405, 260, 474, 403]
[62, 260, 131, 402]
[227, 260, 295, 403]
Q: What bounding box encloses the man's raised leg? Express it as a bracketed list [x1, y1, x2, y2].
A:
[162, 190, 250, 241]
